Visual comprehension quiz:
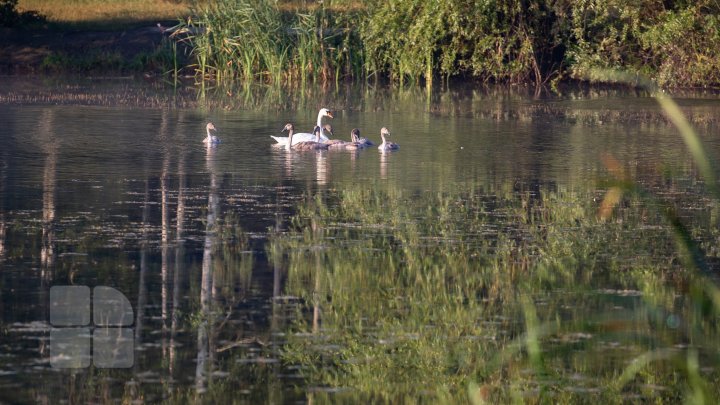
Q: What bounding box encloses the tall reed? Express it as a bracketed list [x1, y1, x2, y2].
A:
[181, 0, 288, 84]
[178, 0, 363, 86]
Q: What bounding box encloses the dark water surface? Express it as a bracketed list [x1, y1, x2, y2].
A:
[1, 79, 720, 403]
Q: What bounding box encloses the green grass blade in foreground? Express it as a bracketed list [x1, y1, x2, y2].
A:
[587, 68, 719, 199]
[655, 93, 719, 198]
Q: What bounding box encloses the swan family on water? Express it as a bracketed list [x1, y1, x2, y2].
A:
[270, 108, 333, 146]
[205, 107, 399, 152]
[272, 108, 398, 152]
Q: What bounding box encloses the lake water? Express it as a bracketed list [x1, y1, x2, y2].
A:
[1, 79, 720, 403]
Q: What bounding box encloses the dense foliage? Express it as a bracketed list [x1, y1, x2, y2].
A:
[567, 0, 720, 88]
[362, 0, 564, 85]
[181, 0, 720, 88]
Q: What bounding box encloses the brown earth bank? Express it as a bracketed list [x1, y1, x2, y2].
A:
[0, 22, 186, 75]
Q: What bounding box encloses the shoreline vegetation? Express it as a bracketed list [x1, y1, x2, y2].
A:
[5, 0, 720, 89]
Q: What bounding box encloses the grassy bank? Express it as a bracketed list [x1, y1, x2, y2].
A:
[3, 0, 192, 75]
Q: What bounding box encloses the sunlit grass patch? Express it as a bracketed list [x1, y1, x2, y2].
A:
[17, 0, 191, 28]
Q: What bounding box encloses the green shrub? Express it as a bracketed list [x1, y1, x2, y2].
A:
[567, 0, 720, 88]
[362, 0, 570, 85]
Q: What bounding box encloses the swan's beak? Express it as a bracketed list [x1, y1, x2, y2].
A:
[326, 111, 334, 119]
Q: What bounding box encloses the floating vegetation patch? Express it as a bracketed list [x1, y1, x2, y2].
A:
[272, 181, 720, 402]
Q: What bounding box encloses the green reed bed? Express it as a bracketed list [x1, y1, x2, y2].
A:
[269, 177, 720, 403]
[179, 0, 362, 86]
[179, 0, 720, 89]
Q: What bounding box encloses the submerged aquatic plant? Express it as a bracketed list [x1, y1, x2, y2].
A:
[272, 175, 720, 402]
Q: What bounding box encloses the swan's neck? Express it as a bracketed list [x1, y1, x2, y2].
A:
[286, 128, 293, 150]
[316, 111, 328, 141]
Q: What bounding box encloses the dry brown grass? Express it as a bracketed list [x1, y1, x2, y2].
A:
[15, 1, 364, 29]
[17, 0, 192, 27]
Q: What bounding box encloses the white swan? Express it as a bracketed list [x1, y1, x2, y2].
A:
[271, 108, 333, 146]
[378, 127, 399, 151]
[203, 122, 220, 144]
